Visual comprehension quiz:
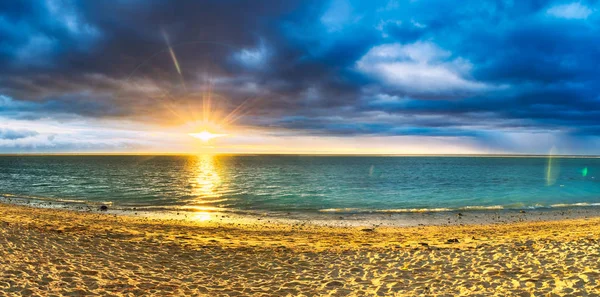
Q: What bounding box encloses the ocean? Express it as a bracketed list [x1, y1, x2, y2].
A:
[1, 155, 599, 215]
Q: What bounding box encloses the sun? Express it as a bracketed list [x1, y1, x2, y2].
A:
[189, 131, 227, 142]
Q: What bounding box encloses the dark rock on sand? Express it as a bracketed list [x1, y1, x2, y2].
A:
[99, 205, 108, 211]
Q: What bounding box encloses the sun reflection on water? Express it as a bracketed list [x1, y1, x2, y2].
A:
[190, 154, 222, 199]
[185, 154, 228, 222]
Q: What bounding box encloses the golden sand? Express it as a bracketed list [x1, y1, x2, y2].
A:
[0, 203, 599, 296]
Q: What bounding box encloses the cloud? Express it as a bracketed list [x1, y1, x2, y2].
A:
[547, 2, 593, 19]
[14, 34, 58, 66]
[0, 128, 38, 140]
[234, 41, 270, 69]
[377, 19, 425, 41]
[320, 0, 356, 32]
[0, 117, 180, 153]
[356, 42, 493, 95]
[1, 0, 600, 153]
[45, 0, 100, 37]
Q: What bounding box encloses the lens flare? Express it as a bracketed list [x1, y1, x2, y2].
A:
[546, 146, 559, 186]
[117, 36, 268, 152]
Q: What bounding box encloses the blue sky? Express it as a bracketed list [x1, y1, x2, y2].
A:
[1, 0, 599, 154]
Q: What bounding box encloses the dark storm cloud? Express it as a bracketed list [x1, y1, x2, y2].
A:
[1, 0, 600, 146]
[273, 115, 481, 137]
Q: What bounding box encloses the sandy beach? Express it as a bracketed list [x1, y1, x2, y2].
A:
[0, 203, 599, 296]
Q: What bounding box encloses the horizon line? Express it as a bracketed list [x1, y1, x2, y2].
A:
[1, 152, 599, 158]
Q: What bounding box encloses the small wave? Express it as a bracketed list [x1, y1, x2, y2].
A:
[128, 205, 230, 213]
[318, 202, 600, 214]
[526, 204, 545, 209]
[459, 205, 504, 210]
[320, 207, 455, 213]
[187, 198, 229, 205]
[319, 208, 361, 213]
[380, 208, 453, 213]
[550, 202, 600, 208]
[1, 193, 112, 206]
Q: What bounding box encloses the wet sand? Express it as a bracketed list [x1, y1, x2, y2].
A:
[1, 203, 599, 296]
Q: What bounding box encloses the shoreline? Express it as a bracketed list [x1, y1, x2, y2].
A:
[1, 202, 599, 295]
[2, 201, 599, 251]
[3, 194, 600, 227]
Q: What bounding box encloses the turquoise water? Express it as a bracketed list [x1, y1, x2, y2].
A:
[0, 155, 599, 214]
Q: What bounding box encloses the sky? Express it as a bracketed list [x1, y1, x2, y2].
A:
[1, 0, 600, 154]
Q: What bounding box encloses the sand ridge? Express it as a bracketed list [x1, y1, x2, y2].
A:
[0, 203, 599, 296]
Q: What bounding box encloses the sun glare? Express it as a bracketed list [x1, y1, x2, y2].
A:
[189, 131, 227, 142]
